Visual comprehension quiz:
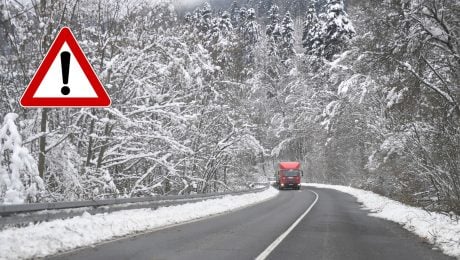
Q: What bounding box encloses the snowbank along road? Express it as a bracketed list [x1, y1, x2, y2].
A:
[52, 186, 454, 260]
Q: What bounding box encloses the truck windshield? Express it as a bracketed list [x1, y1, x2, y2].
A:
[283, 170, 300, 177]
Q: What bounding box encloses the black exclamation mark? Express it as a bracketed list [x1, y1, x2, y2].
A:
[60, 51, 71, 95]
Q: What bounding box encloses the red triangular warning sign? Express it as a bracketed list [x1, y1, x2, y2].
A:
[20, 27, 111, 107]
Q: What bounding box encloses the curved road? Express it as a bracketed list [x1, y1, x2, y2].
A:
[52, 187, 453, 260]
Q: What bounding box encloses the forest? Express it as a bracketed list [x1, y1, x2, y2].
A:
[0, 0, 459, 214]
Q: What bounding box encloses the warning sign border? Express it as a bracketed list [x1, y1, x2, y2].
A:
[20, 27, 111, 107]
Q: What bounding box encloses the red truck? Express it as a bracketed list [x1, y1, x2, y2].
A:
[275, 162, 303, 190]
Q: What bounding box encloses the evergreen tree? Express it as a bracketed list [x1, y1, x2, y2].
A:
[280, 11, 295, 61]
[237, 8, 260, 69]
[266, 5, 281, 56]
[302, 2, 324, 56]
[238, 6, 248, 31]
[242, 8, 259, 46]
[258, 0, 274, 16]
[219, 11, 233, 35]
[198, 2, 213, 34]
[229, 1, 239, 27]
[322, 0, 355, 60]
[207, 11, 234, 67]
[184, 12, 193, 25]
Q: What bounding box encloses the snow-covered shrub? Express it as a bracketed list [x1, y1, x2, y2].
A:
[0, 113, 44, 204]
[81, 168, 119, 200]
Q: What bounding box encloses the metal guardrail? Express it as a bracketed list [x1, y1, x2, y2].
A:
[0, 183, 269, 229]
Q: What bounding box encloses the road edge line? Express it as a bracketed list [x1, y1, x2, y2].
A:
[254, 189, 319, 260]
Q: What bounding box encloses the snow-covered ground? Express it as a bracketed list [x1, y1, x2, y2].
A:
[0, 187, 278, 260]
[304, 183, 460, 258]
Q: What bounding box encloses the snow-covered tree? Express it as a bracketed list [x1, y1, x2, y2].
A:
[241, 8, 260, 64]
[0, 113, 44, 204]
[238, 7, 248, 31]
[322, 0, 355, 60]
[266, 5, 281, 56]
[302, 3, 324, 57]
[229, 1, 239, 27]
[258, 0, 274, 15]
[280, 11, 295, 61]
[197, 3, 213, 34]
[1, 0, 459, 214]
[244, 8, 259, 43]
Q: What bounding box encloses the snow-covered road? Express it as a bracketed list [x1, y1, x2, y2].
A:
[52, 185, 455, 260]
[0, 187, 278, 259]
[1, 184, 459, 260]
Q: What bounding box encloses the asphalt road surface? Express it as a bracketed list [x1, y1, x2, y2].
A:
[51, 186, 453, 260]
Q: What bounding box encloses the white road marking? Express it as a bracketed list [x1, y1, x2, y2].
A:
[255, 190, 319, 260]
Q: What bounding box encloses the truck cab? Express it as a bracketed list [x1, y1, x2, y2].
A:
[275, 162, 303, 190]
